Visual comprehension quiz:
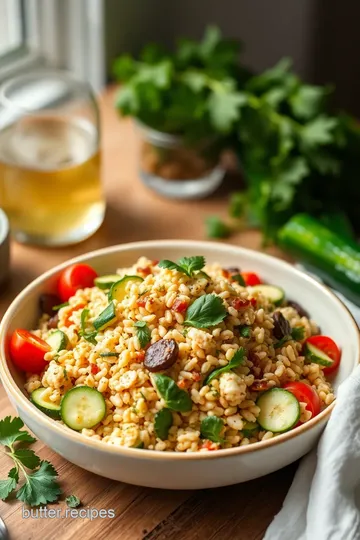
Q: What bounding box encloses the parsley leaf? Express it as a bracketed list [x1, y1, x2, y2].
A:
[79, 309, 97, 345]
[153, 374, 192, 412]
[184, 294, 227, 329]
[154, 408, 173, 440]
[0, 467, 18, 501]
[205, 216, 231, 239]
[274, 326, 305, 348]
[203, 347, 245, 385]
[238, 325, 251, 338]
[200, 416, 225, 444]
[232, 274, 246, 286]
[12, 449, 40, 470]
[0, 417, 36, 448]
[66, 494, 81, 508]
[16, 461, 61, 507]
[134, 321, 151, 348]
[158, 256, 205, 277]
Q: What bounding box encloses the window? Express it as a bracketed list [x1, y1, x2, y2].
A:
[0, 0, 106, 91]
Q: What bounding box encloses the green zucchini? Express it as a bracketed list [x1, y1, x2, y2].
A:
[278, 214, 360, 306]
[250, 284, 285, 306]
[109, 275, 144, 302]
[47, 330, 68, 351]
[60, 386, 106, 430]
[305, 342, 333, 367]
[94, 274, 121, 290]
[31, 388, 61, 419]
[93, 302, 117, 331]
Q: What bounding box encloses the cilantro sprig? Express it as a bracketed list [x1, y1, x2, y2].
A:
[79, 309, 98, 345]
[134, 321, 151, 348]
[158, 256, 205, 277]
[184, 294, 227, 329]
[203, 347, 245, 386]
[66, 494, 81, 508]
[0, 417, 62, 506]
[200, 417, 225, 444]
[274, 326, 305, 349]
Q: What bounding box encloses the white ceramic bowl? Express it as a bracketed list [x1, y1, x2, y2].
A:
[0, 240, 359, 489]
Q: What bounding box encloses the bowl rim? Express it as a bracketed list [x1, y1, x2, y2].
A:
[1, 239, 359, 461]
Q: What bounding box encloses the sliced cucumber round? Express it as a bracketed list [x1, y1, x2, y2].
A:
[95, 274, 121, 290]
[93, 302, 117, 331]
[305, 342, 333, 367]
[31, 388, 61, 419]
[109, 275, 144, 302]
[47, 330, 68, 352]
[257, 388, 300, 433]
[250, 284, 285, 306]
[61, 386, 106, 431]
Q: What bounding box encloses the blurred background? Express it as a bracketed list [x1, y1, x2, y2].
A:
[0, 0, 359, 114]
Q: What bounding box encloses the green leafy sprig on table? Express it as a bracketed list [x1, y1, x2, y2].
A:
[0, 417, 62, 506]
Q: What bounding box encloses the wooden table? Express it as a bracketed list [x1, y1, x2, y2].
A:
[0, 88, 296, 540]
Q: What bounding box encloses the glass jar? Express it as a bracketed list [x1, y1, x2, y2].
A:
[0, 69, 105, 246]
[136, 122, 224, 199]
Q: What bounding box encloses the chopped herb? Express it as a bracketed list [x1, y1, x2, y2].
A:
[274, 326, 305, 348]
[153, 374, 192, 412]
[238, 325, 251, 338]
[154, 408, 173, 440]
[158, 256, 205, 277]
[138, 289, 150, 297]
[184, 294, 227, 329]
[79, 309, 98, 345]
[205, 216, 231, 239]
[66, 495, 81, 508]
[99, 352, 120, 358]
[200, 416, 225, 444]
[140, 391, 146, 400]
[52, 302, 69, 311]
[63, 368, 68, 381]
[0, 417, 61, 506]
[134, 321, 151, 348]
[203, 347, 245, 386]
[232, 273, 246, 286]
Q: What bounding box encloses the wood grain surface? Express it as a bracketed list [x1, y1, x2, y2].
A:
[0, 87, 296, 540]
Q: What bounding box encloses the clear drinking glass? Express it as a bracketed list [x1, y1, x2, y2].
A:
[0, 70, 105, 246]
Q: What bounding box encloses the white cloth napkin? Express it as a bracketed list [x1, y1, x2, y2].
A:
[265, 276, 360, 540]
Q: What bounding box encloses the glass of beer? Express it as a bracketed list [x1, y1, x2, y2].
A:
[0, 70, 105, 246]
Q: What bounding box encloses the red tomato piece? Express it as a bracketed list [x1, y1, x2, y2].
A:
[136, 266, 151, 276]
[231, 298, 251, 310]
[250, 379, 271, 392]
[58, 264, 98, 302]
[63, 303, 86, 327]
[172, 299, 188, 313]
[91, 364, 100, 375]
[192, 372, 201, 382]
[10, 329, 51, 373]
[241, 272, 262, 286]
[283, 381, 321, 418]
[306, 335, 341, 375]
[137, 298, 147, 308]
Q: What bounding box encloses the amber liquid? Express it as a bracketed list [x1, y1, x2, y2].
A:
[0, 116, 104, 245]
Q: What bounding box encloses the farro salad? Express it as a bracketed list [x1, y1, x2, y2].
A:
[10, 256, 341, 452]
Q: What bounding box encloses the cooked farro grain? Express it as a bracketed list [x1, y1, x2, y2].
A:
[24, 256, 336, 452]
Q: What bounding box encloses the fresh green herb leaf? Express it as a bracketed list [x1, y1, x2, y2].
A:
[158, 256, 205, 277]
[52, 301, 70, 311]
[229, 192, 247, 219]
[16, 461, 61, 507]
[238, 325, 251, 338]
[200, 416, 225, 444]
[203, 347, 245, 386]
[12, 449, 40, 470]
[134, 321, 151, 348]
[154, 408, 173, 440]
[153, 374, 192, 412]
[205, 216, 231, 239]
[66, 494, 81, 508]
[242, 421, 259, 438]
[79, 309, 98, 345]
[208, 89, 247, 133]
[0, 417, 36, 448]
[232, 273, 246, 286]
[100, 352, 120, 358]
[184, 294, 227, 329]
[63, 368, 68, 381]
[0, 467, 19, 501]
[274, 326, 305, 348]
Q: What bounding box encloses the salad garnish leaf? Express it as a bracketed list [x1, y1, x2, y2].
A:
[274, 326, 305, 348]
[158, 256, 205, 277]
[154, 408, 173, 440]
[153, 374, 192, 412]
[200, 416, 225, 444]
[134, 321, 151, 348]
[66, 494, 81, 508]
[79, 309, 98, 345]
[203, 347, 245, 386]
[184, 294, 227, 329]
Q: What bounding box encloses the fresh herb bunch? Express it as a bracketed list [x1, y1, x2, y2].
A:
[113, 26, 249, 142]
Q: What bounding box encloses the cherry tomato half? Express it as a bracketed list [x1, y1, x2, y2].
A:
[283, 381, 321, 418]
[58, 264, 98, 302]
[10, 329, 51, 373]
[241, 272, 262, 286]
[306, 335, 341, 375]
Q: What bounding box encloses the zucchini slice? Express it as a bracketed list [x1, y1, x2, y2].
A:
[109, 275, 144, 302]
[250, 284, 285, 306]
[257, 388, 300, 433]
[94, 274, 121, 290]
[305, 342, 333, 367]
[31, 388, 61, 419]
[61, 386, 106, 430]
[93, 302, 117, 331]
[47, 330, 68, 352]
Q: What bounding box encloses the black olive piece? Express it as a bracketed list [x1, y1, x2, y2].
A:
[287, 300, 310, 319]
[273, 311, 291, 340]
[144, 339, 179, 372]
